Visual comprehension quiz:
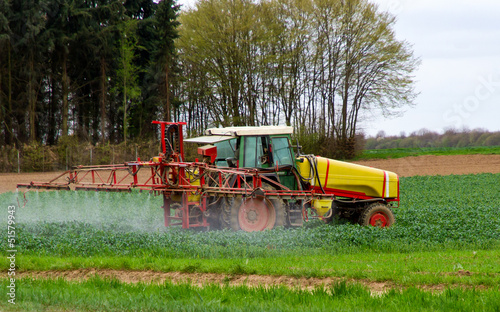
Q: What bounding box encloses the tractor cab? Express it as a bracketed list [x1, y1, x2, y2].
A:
[215, 134, 294, 169]
[185, 126, 298, 189]
[186, 125, 294, 168]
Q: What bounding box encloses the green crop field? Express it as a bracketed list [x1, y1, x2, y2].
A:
[1, 173, 500, 311]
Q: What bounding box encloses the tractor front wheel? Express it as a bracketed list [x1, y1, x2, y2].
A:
[359, 203, 395, 227]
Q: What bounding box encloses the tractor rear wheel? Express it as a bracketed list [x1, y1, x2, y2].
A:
[229, 182, 286, 232]
[231, 197, 276, 232]
[359, 203, 395, 227]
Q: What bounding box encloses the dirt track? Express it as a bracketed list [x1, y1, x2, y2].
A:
[2, 154, 500, 193]
[17, 269, 484, 294]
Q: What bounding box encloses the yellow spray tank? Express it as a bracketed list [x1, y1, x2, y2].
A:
[296, 156, 399, 217]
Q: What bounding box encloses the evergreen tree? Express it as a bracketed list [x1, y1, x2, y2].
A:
[0, 0, 12, 144]
[9, 0, 48, 143]
[113, 19, 142, 144]
[151, 0, 180, 122]
[0, 0, 179, 146]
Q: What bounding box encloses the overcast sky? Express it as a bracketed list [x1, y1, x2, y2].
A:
[176, 0, 500, 137]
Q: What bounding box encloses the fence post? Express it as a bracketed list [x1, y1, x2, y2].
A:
[17, 150, 20, 174]
[90, 148, 92, 165]
[66, 147, 68, 171]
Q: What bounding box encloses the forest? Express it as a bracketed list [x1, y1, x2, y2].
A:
[0, 0, 418, 159]
[0, 0, 179, 146]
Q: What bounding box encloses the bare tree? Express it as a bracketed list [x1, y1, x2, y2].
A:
[176, 0, 419, 158]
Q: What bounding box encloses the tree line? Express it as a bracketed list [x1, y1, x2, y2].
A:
[366, 128, 500, 150]
[1, 0, 419, 159]
[0, 0, 179, 146]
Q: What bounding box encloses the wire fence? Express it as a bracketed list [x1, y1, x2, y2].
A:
[0, 141, 162, 173]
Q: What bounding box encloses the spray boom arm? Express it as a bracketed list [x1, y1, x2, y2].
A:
[152, 121, 187, 162]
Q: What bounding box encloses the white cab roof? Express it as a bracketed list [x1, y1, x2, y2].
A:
[184, 135, 235, 144]
[206, 126, 293, 136]
[185, 125, 293, 144]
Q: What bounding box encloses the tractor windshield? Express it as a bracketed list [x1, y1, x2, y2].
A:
[243, 136, 273, 168]
[271, 137, 294, 166]
[242, 135, 293, 168]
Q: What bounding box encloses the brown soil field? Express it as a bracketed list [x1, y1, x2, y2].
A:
[2, 154, 500, 193]
[352, 154, 500, 177]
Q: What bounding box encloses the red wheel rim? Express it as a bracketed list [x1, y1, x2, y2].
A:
[369, 212, 389, 227]
[238, 198, 275, 232]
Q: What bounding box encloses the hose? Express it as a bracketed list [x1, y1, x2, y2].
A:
[309, 155, 325, 194]
[295, 154, 325, 194]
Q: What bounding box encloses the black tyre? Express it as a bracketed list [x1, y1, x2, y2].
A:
[359, 203, 395, 227]
[271, 198, 286, 228]
[261, 182, 286, 228]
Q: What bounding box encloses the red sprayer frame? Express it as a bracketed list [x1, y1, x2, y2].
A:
[17, 121, 399, 229]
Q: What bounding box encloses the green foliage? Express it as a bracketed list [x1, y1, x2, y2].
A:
[294, 131, 366, 160]
[1, 173, 499, 259]
[112, 19, 143, 143]
[20, 143, 45, 172]
[55, 134, 81, 168]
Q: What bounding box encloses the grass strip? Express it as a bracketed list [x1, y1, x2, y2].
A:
[1, 276, 499, 312]
[5, 248, 500, 288]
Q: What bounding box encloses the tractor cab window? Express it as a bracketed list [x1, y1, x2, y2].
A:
[243, 136, 273, 168]
[214, 138, 238, 167]
[271, 137, 293, 166]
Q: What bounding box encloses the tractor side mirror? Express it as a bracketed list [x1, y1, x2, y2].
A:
[226, 157, 237, 168]
[295, 138, 302, 157]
